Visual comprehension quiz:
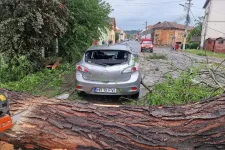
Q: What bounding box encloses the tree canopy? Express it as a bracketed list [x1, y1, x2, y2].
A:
[0, 0, 69, 58]
[0, 0, 111, 62]
[0, 0, 111, 81]
[187, 17, 203, 42]
[59, 0, 111, 61]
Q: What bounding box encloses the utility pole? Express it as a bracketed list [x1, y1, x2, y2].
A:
[145, 21, 148, 39]
[183, 0, 192, 50]
[202, 0, 211, 50]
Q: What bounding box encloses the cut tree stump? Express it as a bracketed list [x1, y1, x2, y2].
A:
[0, 89, 225, 150]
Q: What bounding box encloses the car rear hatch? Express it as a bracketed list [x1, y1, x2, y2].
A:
[81, 50, 134, 82]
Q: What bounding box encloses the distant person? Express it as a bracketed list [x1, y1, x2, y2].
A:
[108, 40, 113, 45]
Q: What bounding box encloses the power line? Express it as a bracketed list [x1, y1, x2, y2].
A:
[190, 9, 196, 21]
[207, 27, 225, 35]
[112, 0, 184, 6]
[112, 0, 184, 5]
[192, 6, 225, 14]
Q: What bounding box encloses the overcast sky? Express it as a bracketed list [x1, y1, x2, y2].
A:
[104, 0, 205, 30]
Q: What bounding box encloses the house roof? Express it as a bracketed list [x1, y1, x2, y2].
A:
[206, 37, 216, 41]
[147, 25, 153, 29]
[152, 21, 193, 30]
[216, 37, 225, 40]
[203, 0, 210, 8]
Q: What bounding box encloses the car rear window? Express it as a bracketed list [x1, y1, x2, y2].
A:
[85, 50, 130, 66]
[143, 41, 152, 44]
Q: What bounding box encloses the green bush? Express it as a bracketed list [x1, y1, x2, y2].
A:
[189, 42, 200, 49]
[181, 44, 190, 49]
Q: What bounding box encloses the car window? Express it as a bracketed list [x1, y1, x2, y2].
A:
[142, 41, 152, 44]
[86, 50, 129, 60]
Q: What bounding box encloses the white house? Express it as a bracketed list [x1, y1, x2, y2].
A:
[201, 0, 225, 48]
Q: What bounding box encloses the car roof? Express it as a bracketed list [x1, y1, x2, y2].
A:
[87, 44, 133, 52]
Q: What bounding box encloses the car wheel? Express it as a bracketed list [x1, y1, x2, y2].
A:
[131, 92, 139, 100]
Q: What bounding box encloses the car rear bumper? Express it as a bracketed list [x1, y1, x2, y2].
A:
[75, 71, 141, 95]
[141, 47, 153, 50]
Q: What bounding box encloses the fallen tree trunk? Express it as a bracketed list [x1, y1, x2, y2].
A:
[1, 90, 225, 150]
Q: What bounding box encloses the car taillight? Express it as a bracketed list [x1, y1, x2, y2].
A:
[76, 65, 89, 73]
[122, 66, 138, 74]
[76, 85, 82, 89]
[131, 87, 137, 91]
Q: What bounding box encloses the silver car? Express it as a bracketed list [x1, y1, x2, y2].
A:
[75, 44, 141, 98]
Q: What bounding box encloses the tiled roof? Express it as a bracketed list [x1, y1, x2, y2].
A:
[147, 25, 153, 29]
[153, 21, 193, 30]
[216, 37, 225, 40]
[206, 38, 217, 40]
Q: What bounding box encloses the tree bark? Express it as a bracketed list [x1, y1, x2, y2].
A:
[1, 89, 225, 150]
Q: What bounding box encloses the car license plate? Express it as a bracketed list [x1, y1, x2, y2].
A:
[94, 88, 117, 93]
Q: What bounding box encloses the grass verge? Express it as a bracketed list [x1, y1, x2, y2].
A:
[129, 69, 223, 106]
[185, 49, 225, 58]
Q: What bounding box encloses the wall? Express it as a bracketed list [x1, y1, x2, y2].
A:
[108, 25, 115, 44]
[201, 0, 225, 48]
[98, 28, 109, 45]
[214, 39, 225, 53]
[204, 39, 215, 51]
[175, 30, 185, 43]
[154, 29, 183, 45]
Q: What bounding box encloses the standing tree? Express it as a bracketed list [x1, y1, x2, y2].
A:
[187, 17, 203, 42]
[0, 0, 69, 63]
[59, 0, 111, 61]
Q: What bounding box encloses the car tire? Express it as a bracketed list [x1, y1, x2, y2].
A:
[131, 92, 139, 100]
